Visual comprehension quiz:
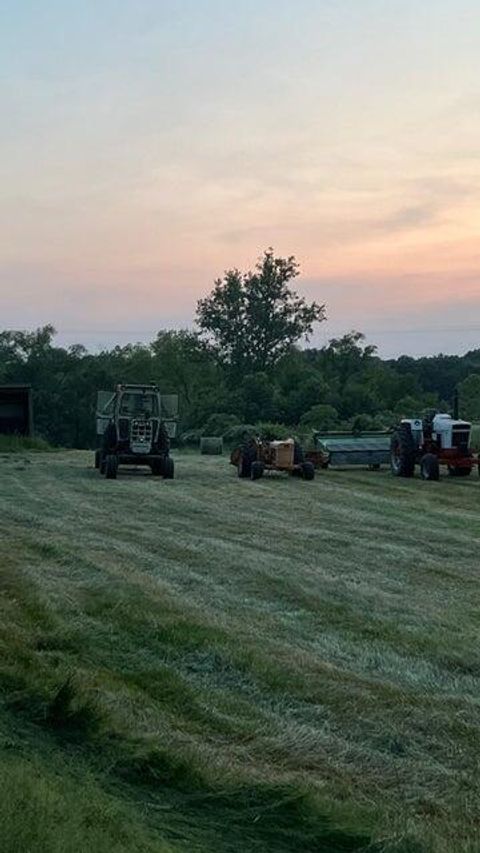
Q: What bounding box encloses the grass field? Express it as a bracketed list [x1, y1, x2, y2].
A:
[0, 450, 479, 852]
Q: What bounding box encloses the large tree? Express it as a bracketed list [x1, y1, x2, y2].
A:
[196, 250, 326, 374]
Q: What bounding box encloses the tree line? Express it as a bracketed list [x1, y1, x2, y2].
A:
[1, 250, 480, 448]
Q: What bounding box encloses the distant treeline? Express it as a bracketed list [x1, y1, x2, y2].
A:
[3, 251, 480, 447]
[2, 324, 480, 449]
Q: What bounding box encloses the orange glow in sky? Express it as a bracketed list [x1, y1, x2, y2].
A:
[1, 1, 480, 356]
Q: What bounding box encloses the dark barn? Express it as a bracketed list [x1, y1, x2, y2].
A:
[0, 385, 34, 436]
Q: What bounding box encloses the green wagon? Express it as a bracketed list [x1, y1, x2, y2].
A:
[312, 433, 391, 469]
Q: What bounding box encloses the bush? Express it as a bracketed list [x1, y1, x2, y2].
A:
[179, 429, 202, 448]
[201, 413, 240, 437]
[255, 422, 296, 441]
[223, 422, 295, 447]
[349, 413, 390, 433]
[222, 424, 256, 448]
[300, 404, 339, 431]
[200, 437, 223, 455]
[470, 423, 480, 451]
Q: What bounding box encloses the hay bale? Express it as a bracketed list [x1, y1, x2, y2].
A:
[200, 437, 223, 455]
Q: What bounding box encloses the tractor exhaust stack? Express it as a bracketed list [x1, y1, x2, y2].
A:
[453, 389, 459, 420]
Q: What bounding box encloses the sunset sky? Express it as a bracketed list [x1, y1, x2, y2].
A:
[1, 0, 480, 357]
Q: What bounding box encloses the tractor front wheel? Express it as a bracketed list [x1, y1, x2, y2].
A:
[420, 453, 440, 481]
[105, 454, 118, 480]
[163, 457, 174, 479]
[151, 458, 164, 476]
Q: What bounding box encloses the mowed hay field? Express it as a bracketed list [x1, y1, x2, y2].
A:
[0, 451, 479, 853]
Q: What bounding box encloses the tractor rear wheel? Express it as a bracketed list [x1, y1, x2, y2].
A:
[251, 461, 264, 480]
[448, 465, 471, 476]
[163, 457, 174, 479]
[94, 450, 101, 469]
[238, 443, 255, 478]
[390, 426, 415, 477]
[301, 461, 315, 481]
[420, 453, 440, 481]
[105, 454, 118, 479]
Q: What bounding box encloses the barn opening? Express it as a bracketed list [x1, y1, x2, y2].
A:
[0, 385, 34, 436]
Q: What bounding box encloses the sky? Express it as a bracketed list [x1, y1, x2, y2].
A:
[1, 0, 480, 358]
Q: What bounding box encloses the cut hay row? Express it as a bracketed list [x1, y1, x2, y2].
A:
[0, 450, 479, 852]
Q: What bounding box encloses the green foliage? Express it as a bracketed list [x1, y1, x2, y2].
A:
[470, 423, 480, 451]
[458, 374, 480, 421]
[254, 421, 295, 440]
[394, 396, 432, 418]
[222, 423, 257, 447]
[201, 413, 240, 437]
[2, 321, 480, 450]
[179, 429, 202, 447]
[236, 371, 279, 422]
[348, 413, 391, 432]
[196, 250, 326, 373]
[300, 404, 339, 430]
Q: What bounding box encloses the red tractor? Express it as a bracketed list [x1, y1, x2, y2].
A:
[390, 408, 479, 481]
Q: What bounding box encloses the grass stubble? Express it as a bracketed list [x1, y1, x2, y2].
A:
[0, 450, 479, 851]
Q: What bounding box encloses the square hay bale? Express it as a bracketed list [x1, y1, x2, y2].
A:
[200, 437, 223, 455]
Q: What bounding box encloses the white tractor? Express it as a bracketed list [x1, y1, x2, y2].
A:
[391, 410, 476, 480]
